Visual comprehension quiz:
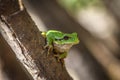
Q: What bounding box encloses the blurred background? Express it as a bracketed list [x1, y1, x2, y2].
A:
[1, 0, 120, 80]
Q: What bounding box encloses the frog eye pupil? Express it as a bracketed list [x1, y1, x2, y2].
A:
[63, 36, 70, 40]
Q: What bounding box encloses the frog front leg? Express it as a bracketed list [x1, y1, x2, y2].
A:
[44, 38, 53, 55]
[44, 44, 53, 55]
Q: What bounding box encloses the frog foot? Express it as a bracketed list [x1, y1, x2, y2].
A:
[54, 53, 67, 66]
[44, 45, 53, 56]
[54, 54, 65, 66]
[54, 54, 60, 62]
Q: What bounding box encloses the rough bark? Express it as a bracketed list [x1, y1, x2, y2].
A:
[0, 0, 72, 80]
[0, 34, 31, 80]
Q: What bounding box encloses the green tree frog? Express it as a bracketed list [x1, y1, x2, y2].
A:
[41, 30, 79, 62]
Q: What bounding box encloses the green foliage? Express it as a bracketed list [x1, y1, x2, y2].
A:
[58, 0, 102, 13]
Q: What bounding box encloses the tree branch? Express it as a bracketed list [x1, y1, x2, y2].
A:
[0, 0, 72, 80]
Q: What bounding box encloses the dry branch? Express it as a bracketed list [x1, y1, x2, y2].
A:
[0, 0, 72, 80]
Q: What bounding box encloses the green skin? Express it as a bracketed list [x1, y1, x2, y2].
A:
[41, 30, 79, 61]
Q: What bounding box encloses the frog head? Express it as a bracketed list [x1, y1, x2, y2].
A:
[53, 32, 79, 52]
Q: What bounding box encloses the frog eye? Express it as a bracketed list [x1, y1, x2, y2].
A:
[63, 36, 70, 40]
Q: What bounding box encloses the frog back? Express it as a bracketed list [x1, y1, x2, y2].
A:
[46, 30, 64, 39]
